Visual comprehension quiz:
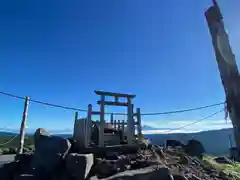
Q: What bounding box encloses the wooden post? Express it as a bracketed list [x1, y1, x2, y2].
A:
[205, 1, 240, 156]
[127, 98, 134, 145]
[86, 104, 92, 147]
[73, 111, 78, 140]
[99, 95, 105, 147]
[75, 112, 78, 121]
[18, 96, 30, 154]
[117, 120, 121, 130]
[114, 120, 117, 129]
[136, 108, 142, 136]
[121, 120, 125, 140]
[110, 113, 114, 125]
[229, 134, 233, 148]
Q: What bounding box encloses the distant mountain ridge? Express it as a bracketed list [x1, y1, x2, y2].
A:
[0, 131, 17, 136]
[0, 127, 234, 156]
[145, 128, 234, 156]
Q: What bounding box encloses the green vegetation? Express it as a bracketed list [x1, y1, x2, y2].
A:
[0, 136, 34, 154]
[203, 156, 240, 179]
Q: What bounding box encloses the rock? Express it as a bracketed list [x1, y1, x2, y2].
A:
[0, 161, 20, 180]
[66, 153, 94, 180]
[30, 128, 71, 176]
[166, 140, 184, 148]
[153, 145, 166, 160]
[155, 167, 174, 180]
[94, 159, 120, 178]
[191, 174, 200, 180]
[14, 174, 35, 180]
[67, 137, 79, 153]
[103, 166, 174, 180]
[131, 159, 156, 170]
[15, 153, 33, 162]
[184, 140, 205, 157]
[173, 174, 187, 180]
[15, 153, 33, 172]
[179, 156, 189, 165]
[89, 175, 99, 180]
[219, 170, 230, 180]
[214, 156, 233, 164]
[106, 152, 120, 160]
[34, 128, 50, 147]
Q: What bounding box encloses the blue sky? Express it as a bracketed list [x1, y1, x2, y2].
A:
[0, 0, 239, 133]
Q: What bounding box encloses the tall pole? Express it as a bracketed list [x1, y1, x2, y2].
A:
[136, 108, 142, 136]
[110, 113, 114, 125]
[127, 98, 134, 145]
[73, 111, 78, 140]
[86, 104, 92, 147]
[117, 120, 121, 130]
[99, 95, 105, 147]
[205, 0, 240, 158]
[18, 96, 30, 154]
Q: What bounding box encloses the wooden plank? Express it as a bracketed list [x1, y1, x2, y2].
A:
[94, 90, 136, 98]
[97, 101, 128, 107]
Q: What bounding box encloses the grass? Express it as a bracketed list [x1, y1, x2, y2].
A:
[0, 136, 34, 154]
[203, 156, 240, 179]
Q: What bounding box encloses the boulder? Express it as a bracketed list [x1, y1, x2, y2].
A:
[66, 153, 94, 180]
[106, 152, 120, 160]
[184, 140, 205, 157]
[30, 128, 71, 176]
[93, 158, 120, 178]
[15, 153, 33, 172]
[103, 166, 174, 180]
[34, 128, 50, 147]
[214, 156, 233, 164]
[0, 161, 20, 180]
[173, 174, 188, 180]
[166, 140, 184, 148]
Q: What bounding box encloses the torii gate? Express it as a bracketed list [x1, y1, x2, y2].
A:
[94, 90, 136, 146]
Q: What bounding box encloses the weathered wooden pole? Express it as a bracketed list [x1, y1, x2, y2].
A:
[86, 104, 92, 147]
[121, 120, 125, 140]
[205, 0, 240, 157]
[127, 98, 134, 145]
[18, 96, 30, 154]
[75, 112, 78, 123]
[117, 120, 121, 130]
[99, 95, 105, 147]
[73, 111, 78, 140]
[110, 113, 114, 125]
[114, 120, 117, 129]
[136, 108, 142, 136]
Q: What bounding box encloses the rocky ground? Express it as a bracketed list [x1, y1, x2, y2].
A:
[0, 128, 236, 180]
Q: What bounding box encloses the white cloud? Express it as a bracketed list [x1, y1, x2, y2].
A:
[142, 129, 201, 135]
[142, 119, 233, 134]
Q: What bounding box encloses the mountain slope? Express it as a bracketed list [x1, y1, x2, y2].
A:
[146, 128, 234, 156]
